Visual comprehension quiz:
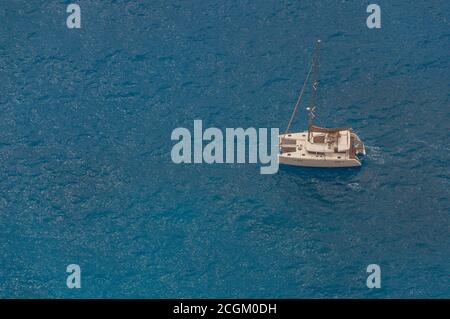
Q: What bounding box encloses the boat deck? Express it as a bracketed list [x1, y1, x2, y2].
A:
[279, 130, 363, 167]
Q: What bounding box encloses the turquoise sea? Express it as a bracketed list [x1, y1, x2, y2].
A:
[0, 0, 449, 297]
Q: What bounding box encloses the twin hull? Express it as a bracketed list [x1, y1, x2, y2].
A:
[278, 130, 364, 168]
[278, 155, 361, 168]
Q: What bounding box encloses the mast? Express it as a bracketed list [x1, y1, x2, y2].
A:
[283, 40, 321, 137]
[307, 39, 321, 140]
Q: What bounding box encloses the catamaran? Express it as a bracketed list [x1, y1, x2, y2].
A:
[279, 40, 365, 168]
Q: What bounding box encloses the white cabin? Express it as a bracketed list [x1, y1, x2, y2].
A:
[279, 126, 365, 168]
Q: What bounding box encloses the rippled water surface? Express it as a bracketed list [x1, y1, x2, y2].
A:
[0, 0, 449, 297]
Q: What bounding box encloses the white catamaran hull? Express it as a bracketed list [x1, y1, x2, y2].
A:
[278, 155, 361, 167]
[278, 130, 365, 168]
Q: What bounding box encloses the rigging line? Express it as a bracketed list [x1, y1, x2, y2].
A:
[283, 56, 315, 135]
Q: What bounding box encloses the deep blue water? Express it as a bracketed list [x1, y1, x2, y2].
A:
[0, 0, 449, 298]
